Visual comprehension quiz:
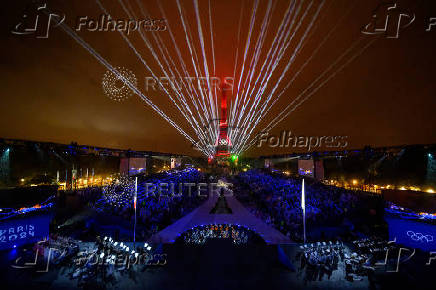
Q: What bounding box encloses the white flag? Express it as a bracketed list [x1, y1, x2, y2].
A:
[134, 177, 138, 210]
[301, 179, 305, 210]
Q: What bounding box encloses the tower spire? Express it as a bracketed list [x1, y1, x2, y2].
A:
[215, 86, 231, 159]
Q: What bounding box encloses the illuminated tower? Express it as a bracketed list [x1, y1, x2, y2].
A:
[215, 88, 231, 160]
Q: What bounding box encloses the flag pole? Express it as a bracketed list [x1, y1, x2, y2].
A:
[134, 177, 137, 248]
[302, 178, 306, 244]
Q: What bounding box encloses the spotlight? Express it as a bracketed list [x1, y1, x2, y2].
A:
[146, 246, 151, 251]
[144, 243, 148, 247]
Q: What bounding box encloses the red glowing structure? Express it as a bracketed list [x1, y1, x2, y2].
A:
[214, 88, 231, 159]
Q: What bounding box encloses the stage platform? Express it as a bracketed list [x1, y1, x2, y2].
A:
[149, 191, 293, 245]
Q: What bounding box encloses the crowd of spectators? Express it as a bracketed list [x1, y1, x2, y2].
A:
[297, 237, 398, 285]
[26, 235, 161, 287]
[74, 186, 103, 205]
[67, 236, 161, 287]
[297, 241, 345, 283]
[236, 170, 378, 241]
[33, 234, 80, 265]
[93, 169, 207, 240]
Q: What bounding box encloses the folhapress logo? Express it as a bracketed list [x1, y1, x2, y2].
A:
[361, 2, 415, 39]
[256, 131, 348, 151]
[11, 3, 65, 39]
[12, 4, 167, 39]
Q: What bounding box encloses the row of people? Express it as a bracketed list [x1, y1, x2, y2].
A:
[181, 224, 255, 245]
[236, 170, 371, 241]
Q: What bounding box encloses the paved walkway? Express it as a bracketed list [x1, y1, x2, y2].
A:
[149, 191, 292, 244]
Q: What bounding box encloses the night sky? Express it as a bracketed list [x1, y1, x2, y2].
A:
[1, 0, 435, 157]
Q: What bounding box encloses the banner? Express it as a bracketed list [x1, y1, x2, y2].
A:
[0, 214, 51, 250]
